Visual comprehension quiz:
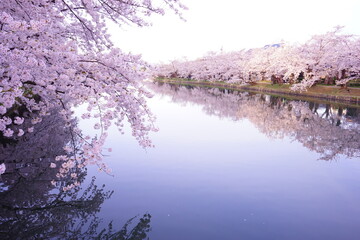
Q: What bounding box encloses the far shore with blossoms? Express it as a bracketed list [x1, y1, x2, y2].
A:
[155, 27, 360, 91]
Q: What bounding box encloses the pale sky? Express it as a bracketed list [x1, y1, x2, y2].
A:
[110, 0, 360, 63]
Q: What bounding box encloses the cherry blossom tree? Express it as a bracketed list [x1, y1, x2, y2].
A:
[290, 26, 358, 91]
[0, 1, 185, 182]
[155, 27, 360, 91]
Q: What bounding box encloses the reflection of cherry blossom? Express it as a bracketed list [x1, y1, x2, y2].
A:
[0, 107, 83, 192]
[0, 163, 5, 175]
[149, 82, 360, 160]
[0, 171, 150, 239]
[0, 108, 152, 239]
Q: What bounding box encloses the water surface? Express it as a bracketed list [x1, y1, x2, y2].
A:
[1, 83, 360, 239]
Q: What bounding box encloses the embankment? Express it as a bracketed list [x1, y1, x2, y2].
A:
[155, 78, 360, 106]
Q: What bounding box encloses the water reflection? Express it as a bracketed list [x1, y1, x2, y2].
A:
[0, 110, 151, 239]
[149, 82, 360, 160]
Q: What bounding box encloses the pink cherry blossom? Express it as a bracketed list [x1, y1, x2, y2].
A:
[3, 128, 13, 137]
[17, 129, 24, 137]
[14, 117, 24, 125]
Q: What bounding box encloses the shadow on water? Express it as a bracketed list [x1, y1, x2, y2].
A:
[0, 110, 151, 240]
[148, 82, 360, 161]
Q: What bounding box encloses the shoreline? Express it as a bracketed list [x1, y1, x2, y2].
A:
[154, 78, 360, 107]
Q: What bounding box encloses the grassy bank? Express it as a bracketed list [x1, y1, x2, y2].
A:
[155, 78, 360, 106]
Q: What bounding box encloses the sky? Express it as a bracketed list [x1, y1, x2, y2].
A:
[110, 0, 360, 64]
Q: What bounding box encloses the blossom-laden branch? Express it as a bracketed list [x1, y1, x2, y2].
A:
[0, 0, 185, 189]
